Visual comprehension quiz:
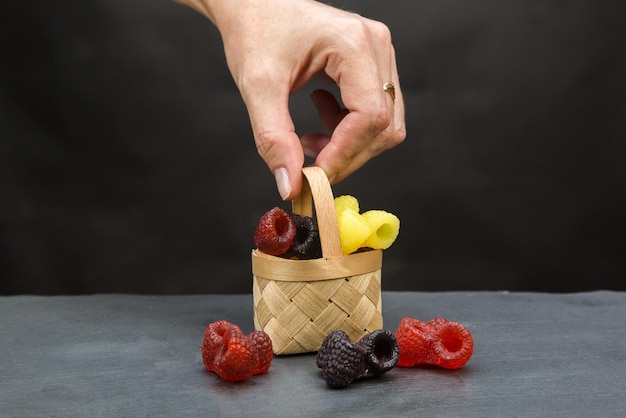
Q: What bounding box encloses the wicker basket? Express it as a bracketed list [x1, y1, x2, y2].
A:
[252, 166, 383, 355]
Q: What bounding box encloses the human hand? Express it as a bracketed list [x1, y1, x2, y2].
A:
[176, 0, 406, 200]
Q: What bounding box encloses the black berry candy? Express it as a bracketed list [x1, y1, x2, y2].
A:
[316, 329, 399, 388]
[286, 214, 322, 260]
[359, 329, 401, 377]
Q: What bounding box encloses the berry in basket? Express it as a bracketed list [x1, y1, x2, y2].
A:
[334, 194, 360, 214]
[336, 207, 371, 255]
[253, 194, 400, 258]
[334, 195, 400, 255]
[253, 207, 297, 256]
[316, 329, 400, 388]
[285, 214, 322, 259]
[361, 210, 401, 250]
[395, 317, 474, 369]
[201, 320, 273, 382]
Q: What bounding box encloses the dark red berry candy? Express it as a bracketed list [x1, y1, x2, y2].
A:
[201, 320, 274, 382]
[254, 207, 297, 256]
[249, 330, 273, 374]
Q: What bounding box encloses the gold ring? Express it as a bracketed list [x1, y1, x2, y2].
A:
[383, 81, 395, 102]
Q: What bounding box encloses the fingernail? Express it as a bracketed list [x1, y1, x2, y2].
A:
[274, 167, 291, 201]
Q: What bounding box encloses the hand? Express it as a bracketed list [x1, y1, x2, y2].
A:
[176, 0, 406, 199]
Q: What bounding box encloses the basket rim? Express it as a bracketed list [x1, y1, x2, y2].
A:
[251, 248, 382, 282]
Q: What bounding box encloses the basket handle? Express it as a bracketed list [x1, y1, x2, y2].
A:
[292, 166, 343, 258]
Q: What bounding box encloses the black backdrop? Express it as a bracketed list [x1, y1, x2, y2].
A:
[2, 0, 625, 294]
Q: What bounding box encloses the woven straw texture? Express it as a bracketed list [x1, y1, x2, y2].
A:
[253, 269, 382, 354]
[251, 167, 383, 355]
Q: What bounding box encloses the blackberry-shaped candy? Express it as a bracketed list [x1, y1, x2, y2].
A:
[359, 329, 401, 377]
[286, 214, 322, 259]
[316, 329, 400, 388]
[316, 331, 366, 389]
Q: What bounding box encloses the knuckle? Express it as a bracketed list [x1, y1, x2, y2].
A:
[238, 70, 266, 95]
[339, 14, 391, 44]
[236, 61, 280, 97]
[335, 17, 370, 51]
[367, 106, 393, 135]
[392, 123, 407, 145]
[372, 121, 407, 155]
[255, 131, 282, 159]
[370, 20, 392, 44]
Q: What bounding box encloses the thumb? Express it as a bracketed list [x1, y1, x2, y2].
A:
[245, 91, 304, 201]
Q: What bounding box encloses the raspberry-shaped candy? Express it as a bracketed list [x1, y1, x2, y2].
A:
[362, 210, 400, 250]
[358, 329, 401, 377]
[286, 214, 322, 259]
[336, 208, 370, 255]
[316, 331, 366, 389]
[249, 330, 273, 374]
[254, 207, 296, 256]
[316, 329, 399, 388]
[201, 320, 273, 382]
[395, 317, 473, 370]
[334, 195, 360, 214]
[212, 327, 259, 382]
[202, 320, 231, 369]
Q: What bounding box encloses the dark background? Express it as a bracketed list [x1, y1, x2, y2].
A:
[1, 0, 625, 295]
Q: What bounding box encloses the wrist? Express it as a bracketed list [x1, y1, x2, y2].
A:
[176, 0, 297, 31]
[174, 0, 234, 26]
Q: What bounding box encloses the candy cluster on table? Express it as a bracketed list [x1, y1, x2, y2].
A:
[200, 195, 474, 388]
[201, 317, 474, 387]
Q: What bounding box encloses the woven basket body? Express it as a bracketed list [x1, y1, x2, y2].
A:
[252, 167, 383, 355]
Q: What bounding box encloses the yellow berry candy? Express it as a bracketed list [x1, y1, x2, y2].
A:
[336, 208, 370, 255]
[334, 195, 360, 215]
[362, 210, 400, 250]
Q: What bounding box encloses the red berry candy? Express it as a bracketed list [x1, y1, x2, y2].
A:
[395, 317, 474, 369]
[201, 320, 232, 370]
[201, 320, 274, 382]
[254, 207, 297, 256]
[249, 330, 273, 374]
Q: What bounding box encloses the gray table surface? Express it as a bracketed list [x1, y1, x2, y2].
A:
[1, 291, 625, 417]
